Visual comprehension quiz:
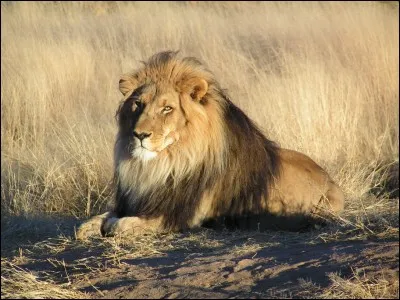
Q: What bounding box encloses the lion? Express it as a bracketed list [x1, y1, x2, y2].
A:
[76, 51, 344, 239]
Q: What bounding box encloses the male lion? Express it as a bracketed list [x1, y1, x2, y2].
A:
[76, 51, 344, 239]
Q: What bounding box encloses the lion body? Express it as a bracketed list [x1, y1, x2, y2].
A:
[77, 51, 344, 239]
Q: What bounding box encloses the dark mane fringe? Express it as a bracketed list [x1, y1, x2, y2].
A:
[115, 163, 214, 230]
[215, 92, 281, 216]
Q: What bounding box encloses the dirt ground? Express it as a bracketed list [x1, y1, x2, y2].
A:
[1, 207, 399, 299]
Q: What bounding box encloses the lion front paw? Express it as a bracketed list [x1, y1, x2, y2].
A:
[101, 216, 141, 237]
[75, 212, 114, 240]
[101, 216, 160, 237]
[101, 217, 121, 237]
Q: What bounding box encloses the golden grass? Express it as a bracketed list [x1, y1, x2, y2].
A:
[322, 269, 399, 299]
[1, 259, 89, 299]
[1, 1, 398, 218]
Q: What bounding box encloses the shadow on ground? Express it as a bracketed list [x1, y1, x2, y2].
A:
[2, 212, 399, 298]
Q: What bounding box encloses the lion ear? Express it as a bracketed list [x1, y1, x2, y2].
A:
[185, 78, 208, 101]
[119, 75, 138, 96]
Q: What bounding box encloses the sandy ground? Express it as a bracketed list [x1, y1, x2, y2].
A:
[76, 239, 398, 299]
[1, 211, 399, 299]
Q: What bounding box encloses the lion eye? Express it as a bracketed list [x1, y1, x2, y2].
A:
[133, 100, 143, 112]
[162, 106, 173, 114]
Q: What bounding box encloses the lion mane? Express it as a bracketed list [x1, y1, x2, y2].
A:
[77, 51, 344, 239]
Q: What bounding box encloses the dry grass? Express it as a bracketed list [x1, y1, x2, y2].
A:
[322, 269, 399, 299]
[1, 1, 398, 218]
[1, 259, 89, 299]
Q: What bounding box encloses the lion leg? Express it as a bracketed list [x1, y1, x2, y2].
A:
[102, 216, 164, 237]
[76, 212, 115, 240]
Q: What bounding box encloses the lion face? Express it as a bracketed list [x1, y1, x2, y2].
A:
[129, 83, 185, 161]
[118, 77, 209, 162]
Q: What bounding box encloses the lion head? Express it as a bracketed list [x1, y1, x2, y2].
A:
[115, 51, 229, 193]
[118, 71, 209, 161]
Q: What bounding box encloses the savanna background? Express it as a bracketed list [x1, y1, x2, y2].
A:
[1, 1, 398, 299]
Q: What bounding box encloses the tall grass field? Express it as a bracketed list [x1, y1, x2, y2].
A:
[1, 1, 398, 221]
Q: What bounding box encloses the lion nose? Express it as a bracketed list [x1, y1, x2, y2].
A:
[133, 131, 152, 141]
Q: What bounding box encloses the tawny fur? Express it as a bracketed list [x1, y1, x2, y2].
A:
[76, 51, 344, 239]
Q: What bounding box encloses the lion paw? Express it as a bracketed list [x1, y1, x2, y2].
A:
[101, 217, 121, 237]
[75, 212, 113, 240]
[101, 216, 149, 237]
